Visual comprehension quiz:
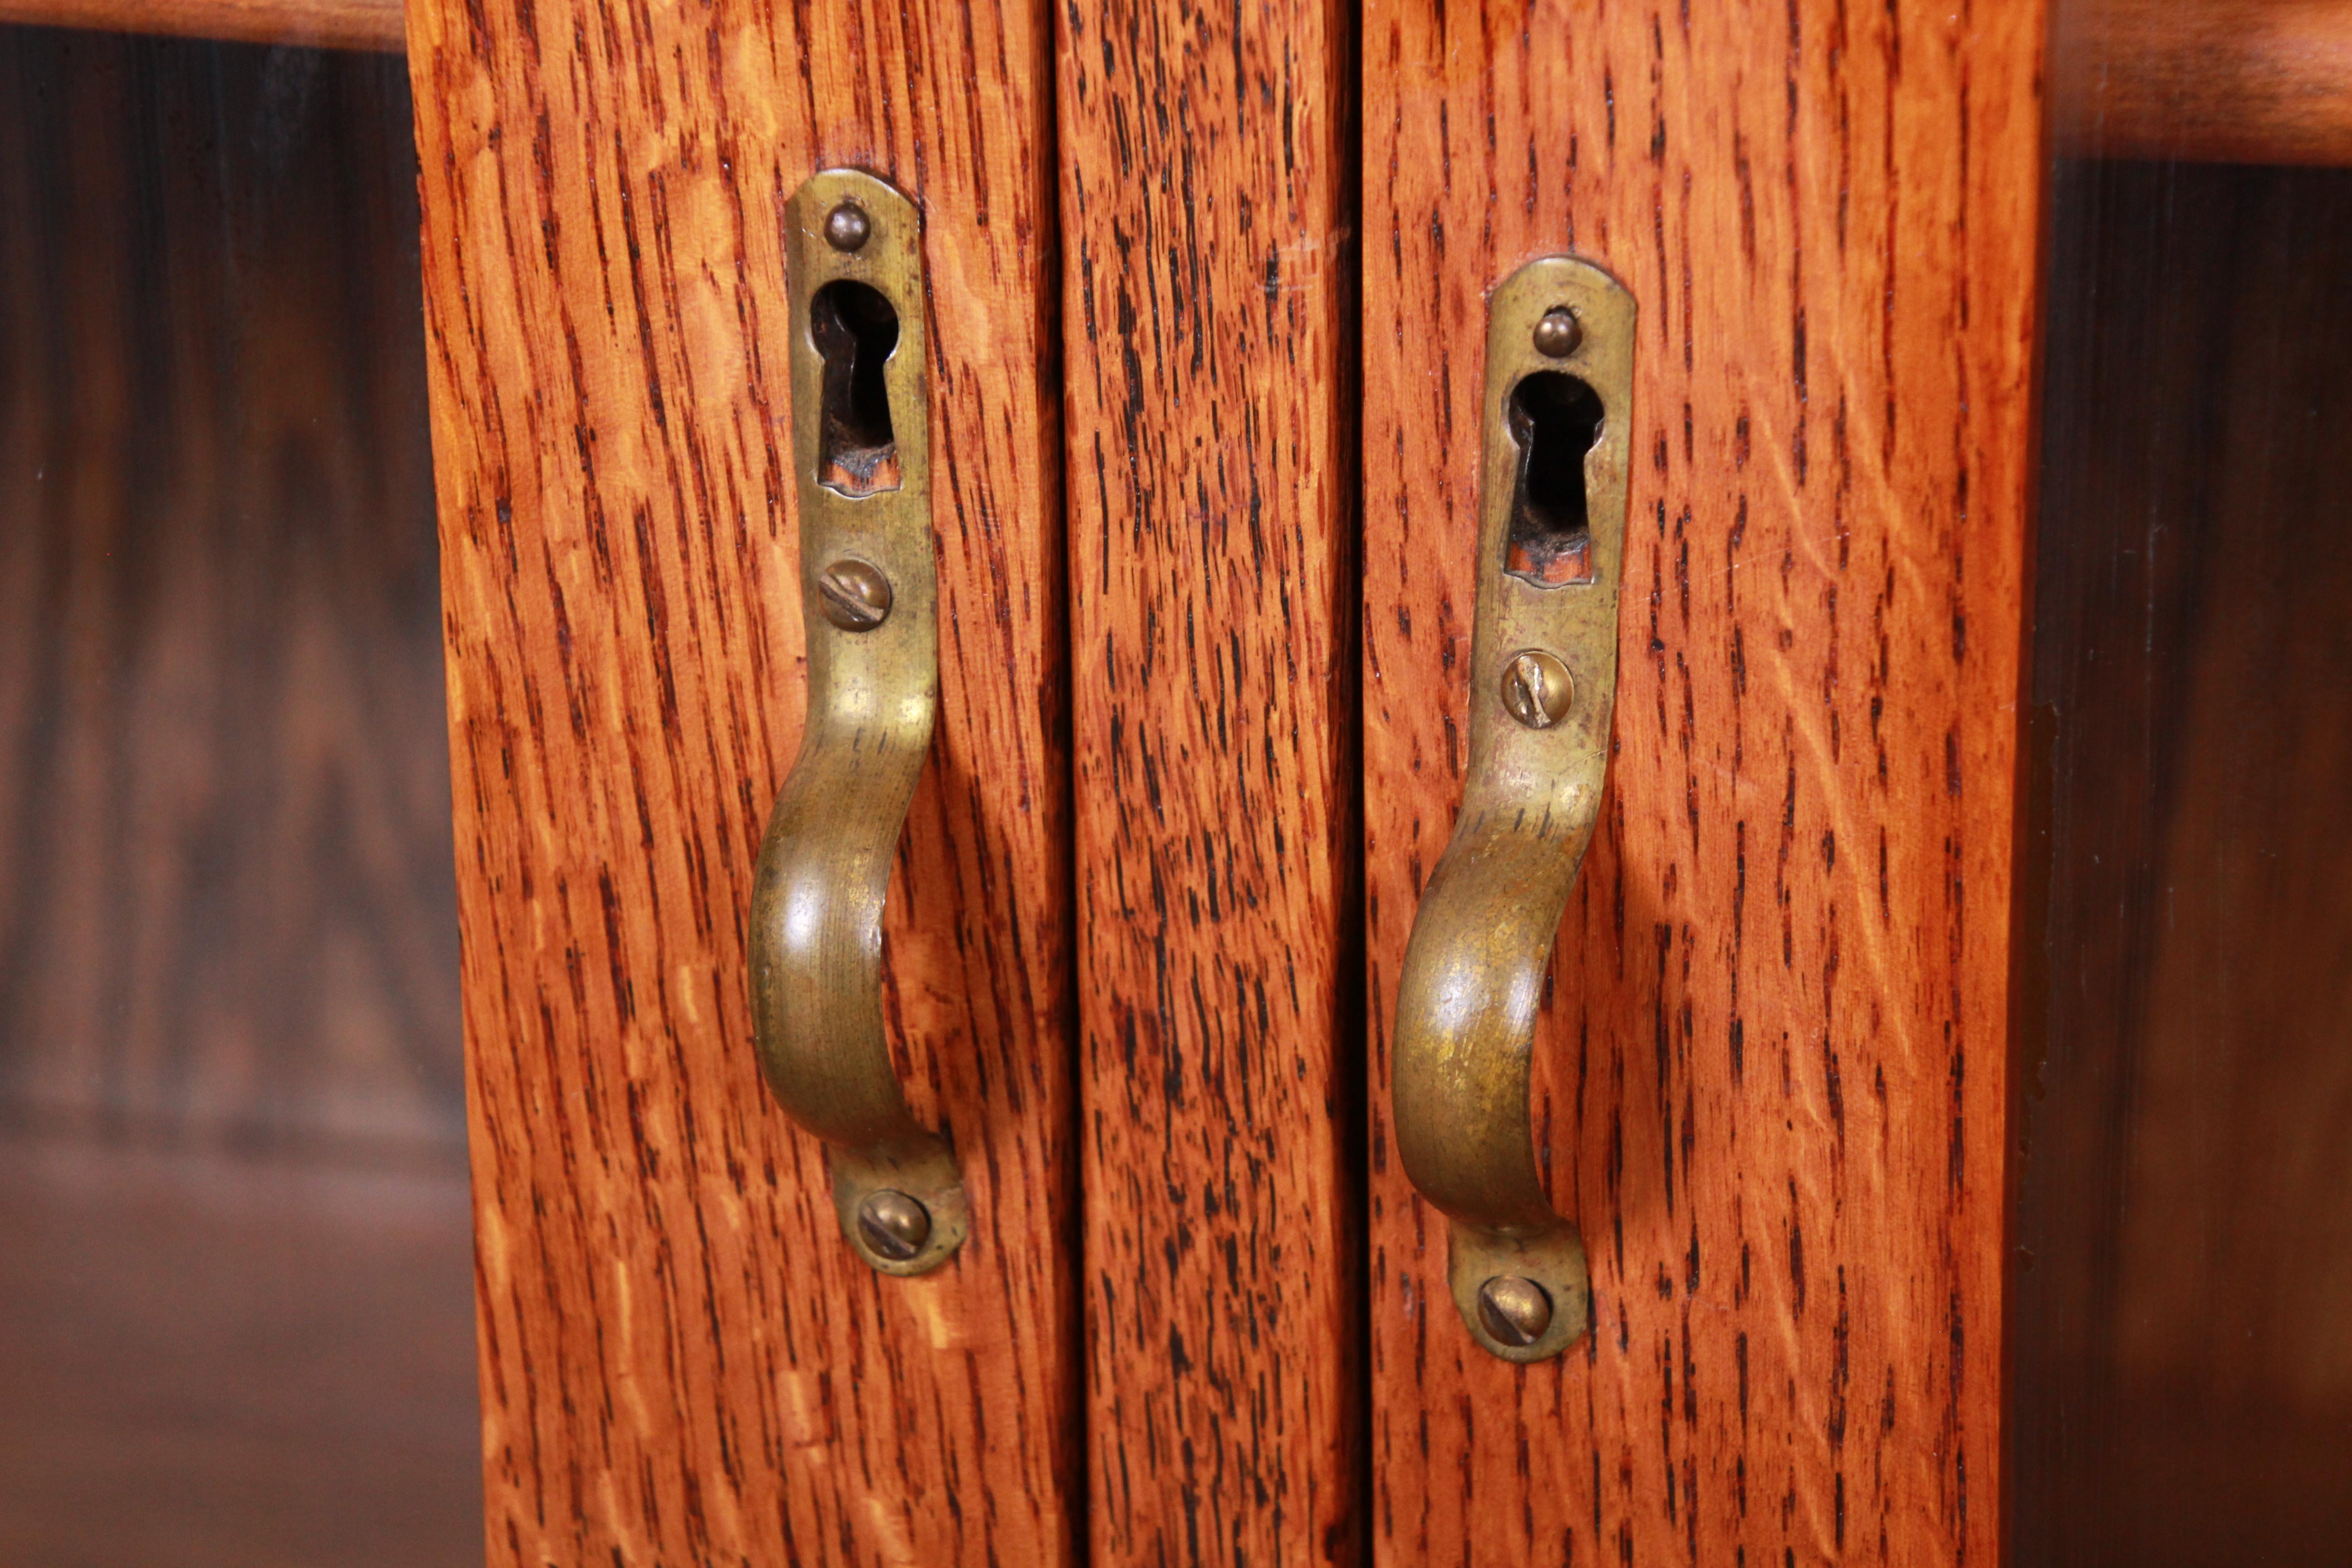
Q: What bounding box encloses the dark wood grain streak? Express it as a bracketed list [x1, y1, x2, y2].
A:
[1057, 1, 1361, 1561]
[0, 29, 456, 1156]
[403, 0, 1078, 1557]
[1360, 1, 2043, 1562]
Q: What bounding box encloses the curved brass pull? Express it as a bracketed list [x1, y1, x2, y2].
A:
[1392, 256, 1635, 1360]
[750, 170, 966, 1277]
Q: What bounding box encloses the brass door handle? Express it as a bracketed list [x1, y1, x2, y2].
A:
[750, 170, 966, 1277]
[1391, 256, 1635, 1361]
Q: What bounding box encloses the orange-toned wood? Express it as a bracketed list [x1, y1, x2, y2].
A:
[0, 0, 399, 52]
[1360, 1, 2043, 1563]
[2056, 0, 2352, 166]
[404, 0, 1077, 1559]
[1058, 2, 1360, 1560]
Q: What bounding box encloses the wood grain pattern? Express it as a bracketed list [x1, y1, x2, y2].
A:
[20, 0, 2341, 174]
[0, 0, 401, 52]
[403, 0, 1078, 1557]
[0, 30, 457, 1155]
[1359, 2, 2043, 1562]
[1057, 2, 1361, 1560]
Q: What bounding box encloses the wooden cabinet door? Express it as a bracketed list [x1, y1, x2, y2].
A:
[404, 0, 1080, 1560]
[402, 0, 1372, 1553]
[403, 0, 2044, 1551]
[1359, 1, 2044, 1562]
[396, 0, 2343, 1560]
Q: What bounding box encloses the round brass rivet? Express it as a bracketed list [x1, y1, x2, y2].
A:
[1532, 307, 1583, 358]
[818, 559, 893, 631]
[857, 1190, 931, 1261]
[823, 201, 873, 253]
[1478, 1275, 1554, 1348]
[1500, 649, 1574, 730]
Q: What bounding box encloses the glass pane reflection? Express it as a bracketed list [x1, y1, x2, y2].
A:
[2019, 142, 2352, 1568]
[0, 28, 477, 1567]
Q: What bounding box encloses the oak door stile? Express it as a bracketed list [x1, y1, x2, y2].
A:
[404, 0, 1078, 1560]
[1361, 1, 2045, 1562]
[1058, 2, 1362, 1561]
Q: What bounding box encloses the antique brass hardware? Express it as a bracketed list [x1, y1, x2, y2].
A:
[1390, 256, 1634, 1362]
[749, 169, 967, 1277]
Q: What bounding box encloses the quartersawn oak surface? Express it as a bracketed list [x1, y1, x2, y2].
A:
[1361, 1, 2042, 1563]
[1058, 0, 1360, 1561]
[404, 0, 1077, 1559]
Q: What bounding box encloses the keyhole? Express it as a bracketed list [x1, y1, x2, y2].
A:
[1504, 371, 1605, 586]
[810, 279, 902, 496]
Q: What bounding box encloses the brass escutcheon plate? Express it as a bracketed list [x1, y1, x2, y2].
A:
[1390, 254, 1635, 1361]
[748, 170, 967, 1277]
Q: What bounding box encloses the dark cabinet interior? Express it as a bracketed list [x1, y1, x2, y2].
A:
[2019, 157, 2352, 1567]
[0, 29, 477, 1566]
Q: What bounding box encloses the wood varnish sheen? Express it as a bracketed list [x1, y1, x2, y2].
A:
[1359, 2, 2044, 1563]
[405, 0, 1079, 1558]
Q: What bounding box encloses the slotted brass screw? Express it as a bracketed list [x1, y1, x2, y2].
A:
[817, 559, 893, 631]
[857, 1190, 932, 1261]
[1500, 649, 1574, 730]
[1477, 1275, 1554, 1347]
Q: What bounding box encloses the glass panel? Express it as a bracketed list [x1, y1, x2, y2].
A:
[0, 28, 478, 1565]
[2017, 42, 2352, 1563]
